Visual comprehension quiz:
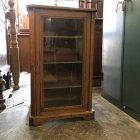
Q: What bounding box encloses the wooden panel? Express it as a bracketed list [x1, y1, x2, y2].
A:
[97, 1, 103, 18]
[18, 34, 30, 72]
[93, 19, 103, 86]
[23, 15, 29, 29]
[8, 34, 30, 73]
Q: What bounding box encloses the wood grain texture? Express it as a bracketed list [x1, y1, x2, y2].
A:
[93, 18, 103, 86]
[23, 15, 29, 29]
[8, 34, 30, 73]
[28, 5, 96, 126]
[18, 34, 30, 73]
[26, 4, 97, 12]
[6, 0, 20, 90]
[29, 111, 94, 126]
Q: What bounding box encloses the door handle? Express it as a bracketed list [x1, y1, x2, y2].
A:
[116, 2, 123, 13]
[116, 0, 130, 13]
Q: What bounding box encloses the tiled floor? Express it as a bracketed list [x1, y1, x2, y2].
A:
[0, 73, 140, 140]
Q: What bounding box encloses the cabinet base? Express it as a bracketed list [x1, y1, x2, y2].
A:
[29, 110, 95, 126]
[0, 103, 6, 110]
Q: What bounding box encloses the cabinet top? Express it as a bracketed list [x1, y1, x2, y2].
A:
[27, 4, 97, 13]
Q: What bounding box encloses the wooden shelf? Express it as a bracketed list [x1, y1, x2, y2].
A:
[43, 60, 82, 64]
[44, 67, 79, 82]
[44, 88, 81, 101]
[44, 100, 81, 108]
[95, 18, 103, 21]
[44, 35, 83, 39]
[43, 49, 79, 53]
[44, 87, 82, 107]
[44, 80, 82, 89]
[43, 49, 80, 62]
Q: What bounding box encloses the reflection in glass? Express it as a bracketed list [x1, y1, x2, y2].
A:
[43, 17, 84, 108]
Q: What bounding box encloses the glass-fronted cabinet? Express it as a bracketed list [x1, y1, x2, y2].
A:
[27, 5, 96, 126]
[43, 18, 83, 108]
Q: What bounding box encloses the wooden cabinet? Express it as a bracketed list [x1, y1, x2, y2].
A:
[27, 5, 96, 126]
[93, 18, 103, 86]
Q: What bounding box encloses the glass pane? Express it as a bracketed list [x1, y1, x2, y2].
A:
[43, 17, 84, 108]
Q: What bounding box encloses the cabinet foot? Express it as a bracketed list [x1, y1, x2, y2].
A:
[29, 110, 95, 126]
[29, 117, 45, 126]
[13, 84, 20, 90]
[0, 102, 6, 110]
[83, 111, 94, 120]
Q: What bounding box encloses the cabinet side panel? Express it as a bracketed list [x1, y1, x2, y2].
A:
[88, 12, 95, 111]
[29, 8, 36, 116]
[34, 9, 43, 115]
[82, 13, 93, 111]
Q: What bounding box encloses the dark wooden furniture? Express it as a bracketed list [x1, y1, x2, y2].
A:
[27, 4, 96, 126]
[8, 34, 30, 73]
[93, 18, 103, 86]
[6, 0, 20, 90]
[18, 34, 30, 72]
[79, 0, 103, 86]
[79, 0, 103, 18]
[0, 0, 21, 109]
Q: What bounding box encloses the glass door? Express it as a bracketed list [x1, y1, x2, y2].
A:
[43, 17, 84, 108]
